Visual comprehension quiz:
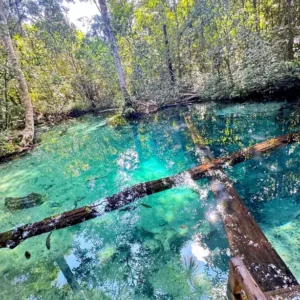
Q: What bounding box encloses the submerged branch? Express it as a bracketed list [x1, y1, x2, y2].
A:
[0, 131, 299, 249]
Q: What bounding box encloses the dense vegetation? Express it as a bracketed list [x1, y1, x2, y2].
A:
[0, 0, 300, 149]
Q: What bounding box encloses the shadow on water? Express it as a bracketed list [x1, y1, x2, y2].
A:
[0, 101, 299, 299]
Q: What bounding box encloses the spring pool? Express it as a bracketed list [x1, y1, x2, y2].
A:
[0, 102, 299, 299]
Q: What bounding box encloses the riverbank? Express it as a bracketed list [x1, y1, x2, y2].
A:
[1, 77, 300, 164]
[0, 107, 120, 163]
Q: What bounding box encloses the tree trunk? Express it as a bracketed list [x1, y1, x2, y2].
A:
[0, 130, 298, 250]
[98, 0, 131, 106]
[284, 0, 294, 60]
[0, 0, 34, 146]
[4, 59, 9, 129]
[163, 24, 175, 84]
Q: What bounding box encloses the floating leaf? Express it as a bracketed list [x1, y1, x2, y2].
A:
[25, 251, 31, 259]
[46, 232, 53, 250]
[141, 203, 152, 208]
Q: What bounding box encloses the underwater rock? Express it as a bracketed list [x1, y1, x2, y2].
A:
[4, 193, 45, 210]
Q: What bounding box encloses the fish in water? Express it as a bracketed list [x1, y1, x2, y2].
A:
[5, 193, 45, 210]
[180, 225, 187, 229]
[159, 223, 168, 227]
[46, 232, 53, 250]
[25, 251, 31, 259]
[141, 203, 152, 208]
[119, 206, 137, 212]
[85, 174, 107, 182]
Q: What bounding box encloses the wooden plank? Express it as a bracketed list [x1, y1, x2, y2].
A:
[184, 117, 298, 292]
[212, 170, 298, 292]
[0, 131, 299, 250]
[265, 284, 300, 299]
[227, 257, 266, 300]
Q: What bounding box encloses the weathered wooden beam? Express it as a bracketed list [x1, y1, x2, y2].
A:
[265, 284, 300, 299]
[0, 131, 299, 250]
[227, 257, 266, 300]
[184, 117, 298, 292]
[213, 176, 298, 292]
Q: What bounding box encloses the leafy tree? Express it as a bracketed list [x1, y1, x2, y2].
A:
[0, 0, 34, 146]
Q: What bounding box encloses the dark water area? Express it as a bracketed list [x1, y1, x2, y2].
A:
[0, 101, 299, 299]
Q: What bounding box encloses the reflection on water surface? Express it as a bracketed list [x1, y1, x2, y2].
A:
[0, 101, 299, 299]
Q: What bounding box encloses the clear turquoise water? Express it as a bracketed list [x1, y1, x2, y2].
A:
[0, 102, 299, 299]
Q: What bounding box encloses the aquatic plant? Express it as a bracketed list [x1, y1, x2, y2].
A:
[182, 256, 200, 279]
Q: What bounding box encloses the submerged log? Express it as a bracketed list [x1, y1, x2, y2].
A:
[0, 131, 299, 249]
[4, 193, 45, 210]
[184, 117, 298, 291]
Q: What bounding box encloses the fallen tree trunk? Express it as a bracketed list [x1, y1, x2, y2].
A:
[0, 131, 299, 249]
[184, 118, 298, 291]
[213, 176, 298, 292]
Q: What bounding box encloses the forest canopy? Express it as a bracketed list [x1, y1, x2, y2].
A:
[0, 0, 300, 146]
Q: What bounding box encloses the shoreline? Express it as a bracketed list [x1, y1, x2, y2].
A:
[1, 82, 299, 164]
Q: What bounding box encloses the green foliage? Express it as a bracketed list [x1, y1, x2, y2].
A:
[1, 0, 300, 133]
[107, 115, 128, 128]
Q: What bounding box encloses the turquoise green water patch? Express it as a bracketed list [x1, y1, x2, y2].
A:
[0, 101, 299, 299]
